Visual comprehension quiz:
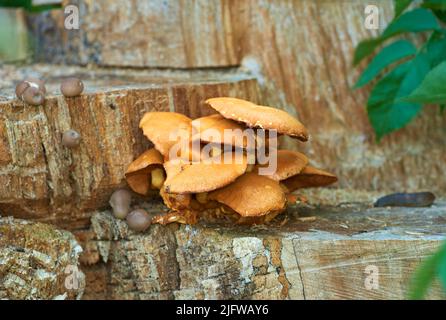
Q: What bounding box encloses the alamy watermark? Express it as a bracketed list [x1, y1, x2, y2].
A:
[64, 265, 83, 290]
[364, 265, 379, 290]
[64, 4, 79, 30]
[364, 5, 379, 30]
[167, 124, 278, 176]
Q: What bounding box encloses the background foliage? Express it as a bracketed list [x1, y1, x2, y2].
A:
[0, 0, 60, 12]
[356, 0, 446, 299]
[354, 0, 446, 142]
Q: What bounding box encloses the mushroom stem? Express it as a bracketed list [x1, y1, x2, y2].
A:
[151, 168, 165, 189]
[196, 192, 208, 204]
[210, 146, 221, 158]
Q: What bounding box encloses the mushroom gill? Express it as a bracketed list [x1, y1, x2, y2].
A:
[281, 165, 338, 193]
[125, 148, 164, 195]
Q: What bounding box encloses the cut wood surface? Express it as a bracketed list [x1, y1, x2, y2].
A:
[0, 216, 84, 299]
[27, 0, 446, 196]
[76, 192, 446, 300]
[0, 64, 261, 227]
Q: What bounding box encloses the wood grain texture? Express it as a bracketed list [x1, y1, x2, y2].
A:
[28, 0, 446, 195]
[0, 65, 261, 227]
[0, 217, 84, 299]
[77, 197, 446, 300]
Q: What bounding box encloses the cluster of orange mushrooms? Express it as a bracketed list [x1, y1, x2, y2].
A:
[114, 97, 337, 230]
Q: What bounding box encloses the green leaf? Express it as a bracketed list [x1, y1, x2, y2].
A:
[0, 0, 31, 8]
[354, 8, 440, 65]
[0, 0, 60, 12]
[438, 251, 446, 291]
[408, 242, 446, 300]
[394, 0, 414, 17]
[382, 8, 440, 38]
[402, 61, 446, 104]
[355, 40, 416, 88]
[422, 30, 446, 67]
[367, 55, 430, 141]
[441, 105, 445, 113]
[422, 0, 446, 10]
[433, 9, 446, 23]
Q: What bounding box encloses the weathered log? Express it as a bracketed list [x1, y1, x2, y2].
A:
[77, 191, 446, 300]
[0, 216, 84, 299]
[0, 64, 260, 228]
[28, 0, 446, 195]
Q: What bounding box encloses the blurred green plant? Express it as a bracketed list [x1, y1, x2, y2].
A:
[354, 0, 446, 141]
[0, 0, 61, 62]
[408, 242, 446, 299]
[0, 0, 60, 12]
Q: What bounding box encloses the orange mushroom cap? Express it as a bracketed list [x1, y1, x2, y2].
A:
[205, 97, 308, 141]
[256, 149, 308, 181]
[163, 153, 247, 194]
[139, 112, 192, 157]
[209, 172, 286, 217]
[281, 165, 337, 192]
[192, 114, 252, 149]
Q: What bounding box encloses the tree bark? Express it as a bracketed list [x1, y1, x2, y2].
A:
[0, 65, 261, 228]
[77, 192, 446, 300]
[26, 0, 446, 196]
[0, 216, 84, 299]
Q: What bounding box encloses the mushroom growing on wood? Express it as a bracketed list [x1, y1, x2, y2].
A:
[255, 149, 308, 181]
[21, 86, 45, 106]
[281, 165, 338, 193]
[192, 114, 250, 149]
[119, 96, 338, 226]
[163, 152, 247, 194]
[126, 209, 152, 232]
[62, 129, 81, 147]
[15, 78, 46, 106]
[139, 112, 192, 157]
[125, 148, 164, 195]
[109, 189, 132, 219]
[61, 77, 84, 97]
[206, 97, 308, 141]
[15, 77, 46, 97]
[209, 172, 287, 218]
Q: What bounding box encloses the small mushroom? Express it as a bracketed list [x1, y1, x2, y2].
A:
[209, 172, 286, 217]
[151, 168, 165, 189]
[126, 209, 152, 232]
[61, 77, 84, 97]
[281, 165, 337, 193]
[195, 192, 208, 204]
[139, 112, 192, 157]
[21, 86, 45, 106]
[15, 81, 30, 99]
[109, 189, 132, 219]
[62, 129, 81, 147]
[125, 148, 164, 195]
[206, 97, 308, 141]
[16, 78, 46, 101]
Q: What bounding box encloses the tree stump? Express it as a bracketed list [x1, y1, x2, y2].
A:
[0, 64, 260, 228]
[27, 0, 446, 195]
[0, 216, 84, 299]
[1, 0, 446, 300]
[77, 191, 446, 300]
